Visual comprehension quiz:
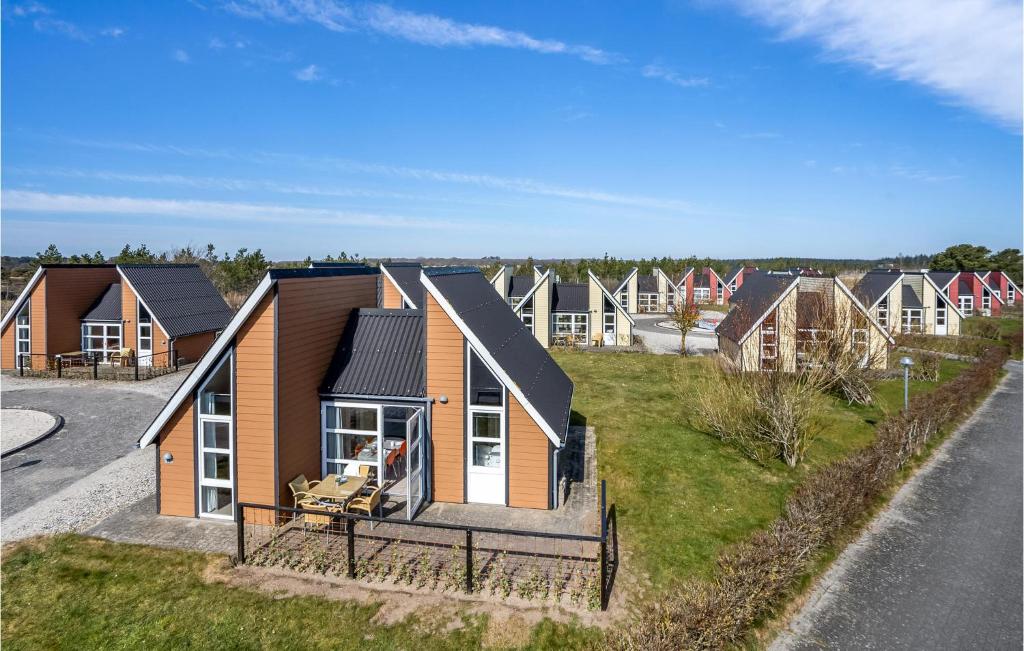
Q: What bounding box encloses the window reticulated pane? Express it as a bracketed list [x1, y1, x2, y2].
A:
[469, 349, 503, 406]
[203, 421, 230, 449]
[473, 441, 501, 468]
[340, 407, 377, 431]
[200, 355, 232, 416]
[473, 413, 501, 439]
[203, 452, 231, 481]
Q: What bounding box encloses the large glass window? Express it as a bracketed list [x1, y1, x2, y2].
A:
[1008, 285, 1016, 303]
[552, 313, 588, 345]
[638, 293, 658, 312]
[981, 290, 991, 313]
[760, 311, 778, 369]
[877, 295, 888, 328]
[469, 349, 503, 407]
[618, 290, 627, 309]
[138, 301, 153, 361]
[471, 413, 502, 468]
[603, 296, 616, 335]
[81, 322, 122, 361]
[197, 351, 233, 519]
[519, 296, 534, 333]
[959, 295, 973, 316]
[935, 300, 947, 327]
[694, 287, 711, 303]
[200, 355, 232, 416]
[323, 404, 381, 477]
[15, 301, 30, 365]
[796, 328, 819, 370]
[902, 308, 923, 333]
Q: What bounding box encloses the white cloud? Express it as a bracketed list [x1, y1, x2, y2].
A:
[1, 189, 468, 230]
[32, 16, 88, 40]
[100, 27, 125, 37]
[641, 63, 709, 88]
[293, 63, 323, 81]
[223, 0, 621, 64]
[208, 36, 226, 49]
[173, 49, 191, 63]
[729, 0, 1023, 127]
[8, 1, 50, 17]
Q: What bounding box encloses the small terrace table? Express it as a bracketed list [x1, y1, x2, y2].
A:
[307, 474, 367, 508]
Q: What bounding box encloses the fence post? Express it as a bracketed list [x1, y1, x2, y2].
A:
[599, 479, 608, 611]
[347, 517, 356, 578]
[92, 355, 98, 380]
[18, 354, 24, 376]
[465, 530, 474, 593]
[174, 350, 180, 371]
[56, 355, 62, 379]
[134, 358, 140, 381]
[236, 506, 246, 564]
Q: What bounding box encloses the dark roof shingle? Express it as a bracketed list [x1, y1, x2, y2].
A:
[119, 265, 232, 339]
[854, 271, 902, 308]
[382, 263, 425, 308]
[717, 273, 796, 343]
[81, 283, 122, 321]
[425, 269, 574, 442]
[320, 309, 425, 397]
[638, 275, 657, 292]
[551, 283, 589, 313]
[508, 275, 535, 297]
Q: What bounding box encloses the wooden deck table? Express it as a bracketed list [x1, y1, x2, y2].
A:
[307, 474, 367, 506]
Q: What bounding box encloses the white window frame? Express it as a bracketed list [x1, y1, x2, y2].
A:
[638, 293, 658, 313]
[959, 295, 973, 316]
[796, 327, 819, 369]
[518, 296, 534, 334]
[15, 299, 30, 367]
[507, 296, 523, 310]
[729, 281, 737, 292]
[197, 351, 234, 520]
[81, 321, 122, 361]
[981, 290, 991, 314]
[1008, 284, 1016, 303]
[694, 287, 711, 303]
[321, 402, 383, 481]
[465, 342, 506, 505]
[717, 283, 724, 303]
[552, 313, 588, 345]
[851, 328, 869, 366]
[935, 300, 946, 327]
[137, 299, 153, 365]
[760, 312, 778, 369]
[876, 295, 888, 328]
[666, 289, 676, 312]
[618, 290, 628, 310]
[902, 308, 923, 333]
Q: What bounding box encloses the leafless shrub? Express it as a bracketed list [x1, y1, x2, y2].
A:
[622, 344, 1008, 651]
[907, 351, 941, 381]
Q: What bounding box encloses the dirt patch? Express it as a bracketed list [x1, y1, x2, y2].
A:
[216, 563, 624, 632]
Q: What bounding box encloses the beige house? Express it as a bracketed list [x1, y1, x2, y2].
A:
[854, 270, 963, 336]
[490, 266, 634, 348]
[718, 273, 893, 372]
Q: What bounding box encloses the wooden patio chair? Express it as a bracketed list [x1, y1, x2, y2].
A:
[347, 485, 383, 518]
[110, 347, 135, 367]
[287, 474, 322, 509]
[301, 500, 343, 529]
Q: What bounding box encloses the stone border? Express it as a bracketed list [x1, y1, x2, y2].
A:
[0, 410, 65, 459]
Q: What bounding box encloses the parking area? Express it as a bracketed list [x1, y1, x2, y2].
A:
[0, 372, 185, 534]
[633, 312, 720, 355]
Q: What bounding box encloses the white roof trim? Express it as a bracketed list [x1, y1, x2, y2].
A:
[380, 263, 418, 309]
[513, 270, 551, 315]
[736, 277, 801, 345]
[998, 271, 1022, 295]
[487, 265, 506, 286]
[138, 273, 275, 447]
[705, 267, 726, 285]
[421, 272, 563, 446]
[921, 274, 965, 320]
[0, 266, 44, 331]
[116, 266, 171, 341]
[863, 273, 905, 311]
[587, 270, 636, 326]
[611, 267, 638, 295]
[833, 278, 896, 345]
[674, 267, 695, 291]
[974, 272, 1005, 305]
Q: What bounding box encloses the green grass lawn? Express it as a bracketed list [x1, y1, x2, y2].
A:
[1, 353, 969, 648]
[552, 350, 965, 589]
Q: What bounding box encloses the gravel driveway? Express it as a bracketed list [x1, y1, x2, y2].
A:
[0, 372, 184, 530]
[633, 313, 720, 355]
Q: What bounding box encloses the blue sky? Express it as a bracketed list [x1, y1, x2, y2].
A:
[2, 0, 1021, 260]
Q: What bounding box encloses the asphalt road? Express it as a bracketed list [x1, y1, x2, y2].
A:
[773, 361, 1023, 650]
[1, 374, 181, 518]
[632, 313, 720, 355]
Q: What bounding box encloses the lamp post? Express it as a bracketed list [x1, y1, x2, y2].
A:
[900, 356, 914, 410]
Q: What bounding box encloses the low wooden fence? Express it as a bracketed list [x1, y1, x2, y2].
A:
[237, 481, 618, 610]
[15, 351, 180, 381]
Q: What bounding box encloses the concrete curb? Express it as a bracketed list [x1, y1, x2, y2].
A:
[0, 411, 65, 459]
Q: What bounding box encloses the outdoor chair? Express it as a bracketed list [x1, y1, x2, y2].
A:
[110, 347, 135, 367]
[384, 448, 401, 480]
[347, 485, 383, 518]
[301, 500, 343, 529]
[287, 474, 322, 509]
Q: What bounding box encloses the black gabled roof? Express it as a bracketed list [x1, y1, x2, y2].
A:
[551, 283, 588, 313]
[81, 283, 122, 321]
[717, 273, 796, 343]
[508, 275, 535, 297]
[902, 285, 923, 309]
[854, 270, 902, 308]
[926, 271, 958, 290]
[382, 262, 424, 308]
[425, 268, 574, 442]
[118, 264, 233, 339]
[638, 275, 658, 292]
[320, 309, 425, 398]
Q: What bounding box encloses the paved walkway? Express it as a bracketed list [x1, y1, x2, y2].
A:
[633, 313, 719, 355]
[772, 361, 1023, 650]
[1, 408, 57, 455]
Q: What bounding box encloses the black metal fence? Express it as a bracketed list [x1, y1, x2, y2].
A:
[15, 350, 180, 381]
[236, 480, 617, 610]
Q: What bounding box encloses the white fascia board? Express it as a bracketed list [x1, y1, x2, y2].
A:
[137, 273, 275, 447]
[737, 277, 801, 345]
[513, 270, 550, 315]
[380, 264, 417, 309]
[0, 266, 44, 331]
[611, 267, 638, 295]
[864, 274, 905, 311]
[834, 277, 896, 345]
[420, 272, 563, 447]
[587, 269, 636, 326]
[922, 274, 965, 320]
[974, 272, 1005, 305]
[487, 266, 505, 286]
[116, 266, 171, 341]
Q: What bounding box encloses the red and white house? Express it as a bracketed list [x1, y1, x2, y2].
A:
[927, 270, 1009, 317]
[979, 271, 1020, 308]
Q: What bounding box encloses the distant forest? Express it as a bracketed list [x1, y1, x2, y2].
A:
[2, 243, 1020, 312]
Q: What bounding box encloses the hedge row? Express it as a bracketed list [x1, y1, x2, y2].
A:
[619, 344, 1009, 650]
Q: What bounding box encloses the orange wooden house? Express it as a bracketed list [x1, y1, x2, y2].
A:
[137, 265, 574, 522]
[1, 264, 232, 369]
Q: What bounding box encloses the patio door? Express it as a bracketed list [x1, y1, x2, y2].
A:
[467, 409, 505, 504]
[935, 299, 948, 335]
[138, 300, 153, 366]
[405, 408, 426, 518]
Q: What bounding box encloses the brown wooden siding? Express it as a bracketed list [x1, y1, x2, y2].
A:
[234, 292, 276, 508]
[381, 275, 403, 309]
[121, 282, 138, 354]
[173, 331, 217, 365]
[507, 394, 551, 509]
[276, 275, 377, 506]
[45, 267, 119, 357]
[0, 321, 14, 369]
[426, 293, 465, 503]
[157, 401, 196, 517]
[29, 276, 47, 369]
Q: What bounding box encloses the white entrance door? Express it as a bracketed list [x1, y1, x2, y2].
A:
[406, 408, 426, 518]
[466, 409, 505, 504]
[138, 301, 153, 366]
[198, 417, 233, 519]
[935, 299, 947, 335]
